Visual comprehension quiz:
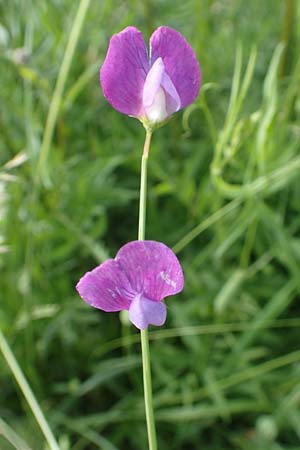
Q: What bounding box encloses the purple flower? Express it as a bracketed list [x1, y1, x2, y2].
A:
[100, 26, 201, 128]
[76, 240, 184, 330]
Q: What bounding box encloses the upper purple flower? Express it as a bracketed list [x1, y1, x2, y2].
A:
[76, 240, 184, 330]
[100, 26, 201, 127]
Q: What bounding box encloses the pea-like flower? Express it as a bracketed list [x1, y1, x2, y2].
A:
[100, 26, 201, 128]
[76, 240, 184, 330]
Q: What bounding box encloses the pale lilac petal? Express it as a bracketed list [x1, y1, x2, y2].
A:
[143, 57, 180, 120]
[116, 241, 184, 302]
[150, 26, 201, 109]
[143, 58, 168, 123]
[76, 259, 134, 312]
[144, 87, 168, 124]
[100, 26, 149, 116]
[161, 71, 181, 115]
[129, 295, 167, 330]
[143, 57, 164, 107]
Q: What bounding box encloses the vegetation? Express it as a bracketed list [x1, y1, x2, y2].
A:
[1, 0, 300, 449]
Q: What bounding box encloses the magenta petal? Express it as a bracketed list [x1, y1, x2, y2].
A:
[129, 295, 167, 330]
[76, 259, 133, 312]
[116, 241, 184, 302]
[150, 26, 201, 109]
[100, 26, 149, 116]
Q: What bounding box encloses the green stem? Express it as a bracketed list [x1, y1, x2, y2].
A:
[138, 131, 151, 241]
[138, 131, 157, 450]
[141, 328, 157, 450]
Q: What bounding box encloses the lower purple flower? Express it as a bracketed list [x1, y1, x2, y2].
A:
[76, 240, 184, 330]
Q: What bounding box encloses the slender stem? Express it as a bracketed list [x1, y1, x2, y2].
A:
[138, 131, 151, 241]
[0, 329, 60, 450]
[141, 328, 157, 450]
[138, 130, 157, 450]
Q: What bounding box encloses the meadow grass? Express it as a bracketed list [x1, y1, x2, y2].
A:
[1, 0, 300, 449]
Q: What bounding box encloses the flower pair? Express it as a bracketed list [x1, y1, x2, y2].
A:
[77, 25, 201, 329]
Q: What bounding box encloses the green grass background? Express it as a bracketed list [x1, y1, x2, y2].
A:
[1, 0, 300, 449]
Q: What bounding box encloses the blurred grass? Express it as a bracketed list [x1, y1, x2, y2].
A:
[1, 0, 300, 449]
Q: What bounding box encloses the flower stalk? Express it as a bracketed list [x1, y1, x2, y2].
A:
[138, 131, 152, 240]
[138, 130, 158, 450]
